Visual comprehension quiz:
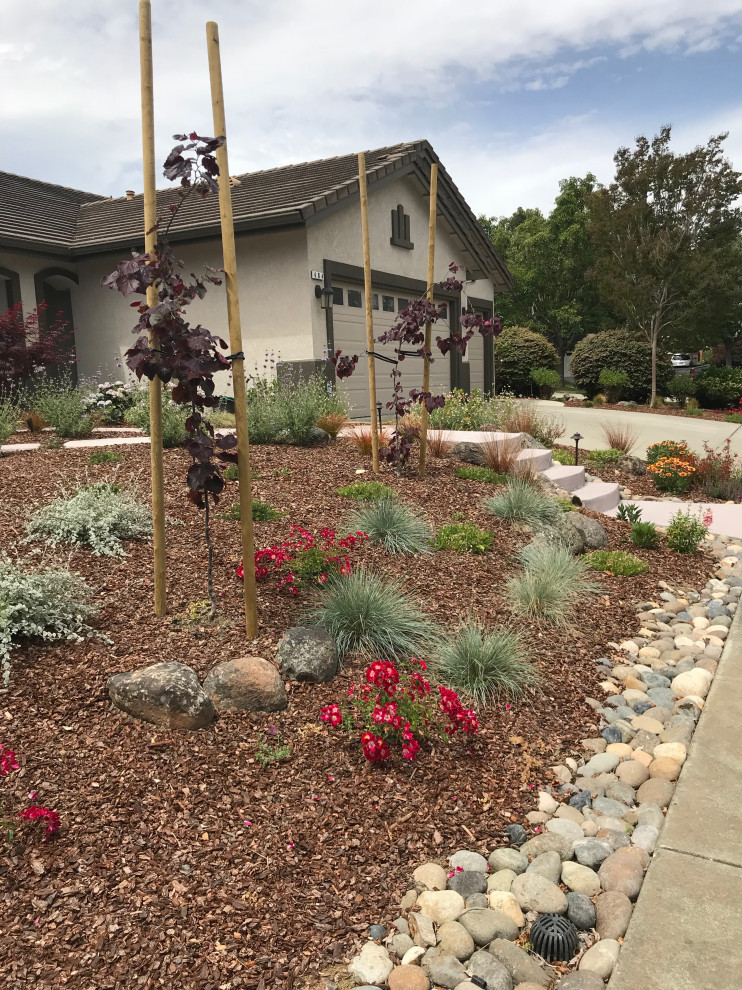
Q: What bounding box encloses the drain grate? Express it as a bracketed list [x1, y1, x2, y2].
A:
[529, 912, 579, 962]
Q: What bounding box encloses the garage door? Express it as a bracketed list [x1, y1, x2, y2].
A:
[331, 282, 451, 419]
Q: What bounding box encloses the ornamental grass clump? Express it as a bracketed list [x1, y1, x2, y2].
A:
[25, 482, 152, 556]
[0, 556, 101, 684]
[507, 543, 598, 626]
[305, 569, 436, 660]
[585, 550, 649, 575]
[486, 479, 561, 527]
[666, 509, 709, 554]
[320, 656, 478, 765]
[30, 376, 94, 438]
[348, 499, 432, 555]
[647, 456, 697, 494]
[434, 521, 494, 554]
[431, 622, 538, 706]
[336, 480, 396, 501]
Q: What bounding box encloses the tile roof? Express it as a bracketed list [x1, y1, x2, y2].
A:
[0, 141, 510, 285]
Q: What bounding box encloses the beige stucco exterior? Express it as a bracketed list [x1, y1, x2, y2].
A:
[2, 171, 496, 403]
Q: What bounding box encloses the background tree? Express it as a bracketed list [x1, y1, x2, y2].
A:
[588, 126, 742, 405]
[480, 175, 614, 378]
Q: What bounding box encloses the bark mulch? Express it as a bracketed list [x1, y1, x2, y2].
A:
[563, 399, 736, 423]
[0, 441, 713, 990]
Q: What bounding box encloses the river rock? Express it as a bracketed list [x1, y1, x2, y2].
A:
[387, 966, 430, 990]
[578, 938, 620, 980]
[450, 850, 489, 873]
[488, 939, 553, 987]
[566, 891, 596, 930]
[437, 921, 475, 961]
[567, 513, 608, 549]
[413, 863, 448, 891]
[511, 873, 568, 914]
[526, 851, 562, 884]
[598, 851, 644, 900]
[487, 890, 525, 927]
[671, 668, 713, 699]
[546, 818, 584, 845]
[460, 908, 519, 945]
[615, 760, 650, 788]
[557, 973, 606, 990]
[581, 753, 620, 777]
[595, 889, 633, 939]
[409, 913, 436, 948]
[489, 848, 529, 874]
[448, 870, 488, 899]
[466, 949, 514, 990]
[349, 942, 393, 985]
[203, 656, 287, 712]
[649, 757, 682, 781]
[417, 890, 466, 925]
[636, 777, 675, 807]
[572, 837, 614, 869]
[488, 869, 517, 892]
[108, 662, 215, 730]
[520, 833, 572, 862]
[421, 948, 467, 989]
[561, 861, 601, 896]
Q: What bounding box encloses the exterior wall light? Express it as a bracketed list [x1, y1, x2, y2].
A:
[315, 284, 334, 310]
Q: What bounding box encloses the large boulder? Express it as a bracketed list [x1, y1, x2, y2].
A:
[451, 441, 486, 466]
[203, 656, 287, 713]
[617, 455, 646, 476]
[567, 513, 608, 550]
[108, 661, 214, 730]
[276, 626, 339, 683]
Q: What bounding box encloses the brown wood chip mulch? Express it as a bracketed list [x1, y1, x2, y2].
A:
[0, 441, 713, 990]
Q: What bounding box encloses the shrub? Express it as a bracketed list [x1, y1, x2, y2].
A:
[586, 448, 624, 467]
[0, 556, 100, 683]
[455, 466, 507, 484]
[725, 412, 742, 424]
[84, 380, 138, 423]
[685, 408, 704, 417]
[695, 366, 742, 409]
[646, 440, 694, 465]
[124, 387, 188, 447]
[434, 522, 494, 554]
[30, 377, 94, 438]
[507, 543, 598, 625]
[600, 421, 639, 454]
[550, 448, 574, 466]
[88, 450, 125, 465]
[486, 479, 561, 527]
[316, 412, 349, 438]
[616, 503, 642, 524]
[320, 657, 478, 764]
[336, 480, 396, 501]
[585, 549, 649, 575]
[246, 370, 349, 445]
[502, 403, 565, 446]
[221, 499, 284, 522]
[531, 367, 560, 399]
[686, 397, 700, 410]
[647, 457, 697, 494]
[347, 426, 389, 455]
[305, 569, 436, 659]
[582, 399, 594, 408]
[667, 509, 710, 553]
[348, 499, 431, 555]
[696, 440, 742, 499]
[598, 369, 630, 404]
[431, 623, 538, 706]
[630, 521, 659, 549]
[571, 329, 673, 401]
[0, 398, 19, 446]
[429, 388, 517, 431]
[667, 376, 697, 408]
[25, 482, 152, 556]
[495, 327, 559, 396]
[243, 527, 368, 594]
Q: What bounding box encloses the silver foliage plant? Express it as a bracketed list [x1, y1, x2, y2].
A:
[25, 482, 152, 557]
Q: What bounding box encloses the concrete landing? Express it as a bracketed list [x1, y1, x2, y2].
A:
[609, 610, 742, 990]
[605, 500, 742, 539]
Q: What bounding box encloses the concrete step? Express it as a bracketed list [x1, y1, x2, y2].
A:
[571, 481, 621, 512]
[541, 463, 586, 492]
[515, 448, 553, 472]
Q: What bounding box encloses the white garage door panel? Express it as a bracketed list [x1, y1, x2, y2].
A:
[332, 283, 451, 419]
[467, 332, 485, 393]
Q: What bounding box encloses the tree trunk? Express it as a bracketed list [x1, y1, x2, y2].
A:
[726, 340, 733, 367]
[650, 332, 657, 408]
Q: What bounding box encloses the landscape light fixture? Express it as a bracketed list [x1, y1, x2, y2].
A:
[571, 432, 583, 466]
[376, 401, 383, 432]
[315, 284, 334, 310]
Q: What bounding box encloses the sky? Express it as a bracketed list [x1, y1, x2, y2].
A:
[2, 0, 742, 218]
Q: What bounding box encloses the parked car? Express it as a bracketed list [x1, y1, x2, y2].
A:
[671, 353, 693, 368]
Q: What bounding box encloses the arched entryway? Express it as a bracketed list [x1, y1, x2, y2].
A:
[34, 267, 79, 384]
[0, 266, 21, 313]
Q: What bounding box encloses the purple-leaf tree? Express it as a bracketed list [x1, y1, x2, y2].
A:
[0, 303, 74, 394]
[101, 132, 236, 615]
[332, 263, 502, 469]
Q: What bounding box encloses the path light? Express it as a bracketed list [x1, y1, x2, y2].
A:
[376, 401, 383, 433]
[571, 432, 583, 466]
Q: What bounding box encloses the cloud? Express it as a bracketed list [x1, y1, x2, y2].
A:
[1, 0, 742, 213]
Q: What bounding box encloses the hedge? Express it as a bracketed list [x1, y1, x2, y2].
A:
[495, 327, 558, 396]
[570, 329, 672, 402]
[695, 366, 742, 409]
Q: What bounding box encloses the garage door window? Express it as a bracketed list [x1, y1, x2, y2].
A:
[372, 293, 379, 310]
[398, 297, 409, 310]
[348, 289, 362, 308]
[382, 295, 395, 312]
[332, 287, 344, 306]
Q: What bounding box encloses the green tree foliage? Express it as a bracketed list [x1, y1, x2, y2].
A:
[588, 126, 742, 405]
[494, 326, 558, 395]
[571, 328, 673, 401]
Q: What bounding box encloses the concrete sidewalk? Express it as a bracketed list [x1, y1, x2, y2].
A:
[605, 500, 742, 540]
[608, 610, 742, 990]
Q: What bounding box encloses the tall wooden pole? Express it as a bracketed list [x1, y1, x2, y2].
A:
[418, 162, 438, 478]
[206, 21, 259, 638]
[358, 153, 380, 473]
[139, 0, 167, 616]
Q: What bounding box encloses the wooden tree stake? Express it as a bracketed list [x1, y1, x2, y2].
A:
[419, 162, 438, 478]
[139, 0, 167, 616]
[206, 21, 258, 638]
[358, 153, 380, 473]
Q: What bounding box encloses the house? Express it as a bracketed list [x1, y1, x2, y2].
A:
[0, 140, 511, 417]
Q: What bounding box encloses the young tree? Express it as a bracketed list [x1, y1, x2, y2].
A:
[588, 126, 742, 405]
[0, 304, 72, 394]
[480, 175, 613, 378]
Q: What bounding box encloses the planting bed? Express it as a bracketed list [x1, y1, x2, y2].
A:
[0, 440, 712, 990]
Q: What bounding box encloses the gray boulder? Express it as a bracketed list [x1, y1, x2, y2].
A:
[617, 455, 646, 476]
[108, 661, 214, 730]
[203, 656, 287, 712]
[567, 513, 608, 550]
[276, 626, 338, 683]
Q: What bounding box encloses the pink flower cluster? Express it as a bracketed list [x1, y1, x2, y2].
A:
[361, 732, 390, 764]
[438, 686, 479, 735]
[320, 703, 343, 728]
[0, 745, 19, 777]
[0, 744, 60, 841]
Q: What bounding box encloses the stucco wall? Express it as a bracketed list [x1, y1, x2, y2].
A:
[0, 249, 80, 317]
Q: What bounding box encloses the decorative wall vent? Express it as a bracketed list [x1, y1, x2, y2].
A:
[390, 204, 413, 249]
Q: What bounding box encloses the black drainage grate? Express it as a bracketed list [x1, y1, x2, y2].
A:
[529, 912, 579, 962]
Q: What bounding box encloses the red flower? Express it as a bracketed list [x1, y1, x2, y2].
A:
[0, 745, 19, 776]
[19, 805, 60, 836]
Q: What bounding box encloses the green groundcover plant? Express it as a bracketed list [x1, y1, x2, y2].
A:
[336, 481, 397, 501]
[434, 522, 494, 554]
[585, 550, 649, 575]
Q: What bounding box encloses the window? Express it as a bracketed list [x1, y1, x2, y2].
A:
[382, 295, 395, 312]
[372, 293, 379, 310]
[439, 302, 448, 320]
[332, 287, 344, 306]
[398, 298, 409, 311]
[348, 289, 362, 308]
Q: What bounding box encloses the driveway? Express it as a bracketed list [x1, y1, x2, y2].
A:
[534, 400, 742, 457]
